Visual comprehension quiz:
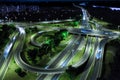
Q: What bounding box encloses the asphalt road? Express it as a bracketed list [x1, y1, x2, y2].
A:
[79, 37, 99, 80]
[50, 36, 86, 80]
[90, 38, 108, 80]
[0, 26, 25, 80]
[44, 6, 92, 80]
[15, 34, 82, 74]
[36, 35, 82, 79]
[0, 5, 119, 80]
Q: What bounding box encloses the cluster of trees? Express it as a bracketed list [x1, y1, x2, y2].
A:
[65, 21, 80, 28]
[107, 39, 120, 47]
[27, 29, 69, 65]
[0, 24, 16, 48]
[101, 39, 120, 80]
[15, 68, 27, 77]
[27, 48, 39, 64]
[39, 29, 68, 55]
[66, 62, 87, 80]
[26, 27, 39, 33]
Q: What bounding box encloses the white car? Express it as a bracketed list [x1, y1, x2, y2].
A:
[96, 50, 102, 60]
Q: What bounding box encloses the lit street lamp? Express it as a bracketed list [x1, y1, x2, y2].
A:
[118, 25, 120, 30]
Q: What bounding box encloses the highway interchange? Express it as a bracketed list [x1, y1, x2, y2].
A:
[0, 5, 120, 80]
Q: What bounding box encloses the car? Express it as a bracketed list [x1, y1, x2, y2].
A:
[104, 32, 109, 35]
[96, 50, 102, 60]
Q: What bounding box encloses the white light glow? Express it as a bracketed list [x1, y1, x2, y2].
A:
[110, 7, 120, 11]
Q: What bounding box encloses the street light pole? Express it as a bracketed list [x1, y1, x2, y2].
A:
[118, 25, 120, 30]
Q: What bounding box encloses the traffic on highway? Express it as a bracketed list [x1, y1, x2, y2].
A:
[0, 4, 120, 80]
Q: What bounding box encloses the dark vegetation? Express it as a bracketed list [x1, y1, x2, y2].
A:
[105, 24, 119, 31]
[0, 24, 16, 49]
[87, 7, 120, 25]
[15, 68, 27, 77]
[26, 27, 39, 33]
[101, 38, 120, 80]
[22, 29, 69, 67]
[66, 38, 120, 80]
[66, 60, 88, 80]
